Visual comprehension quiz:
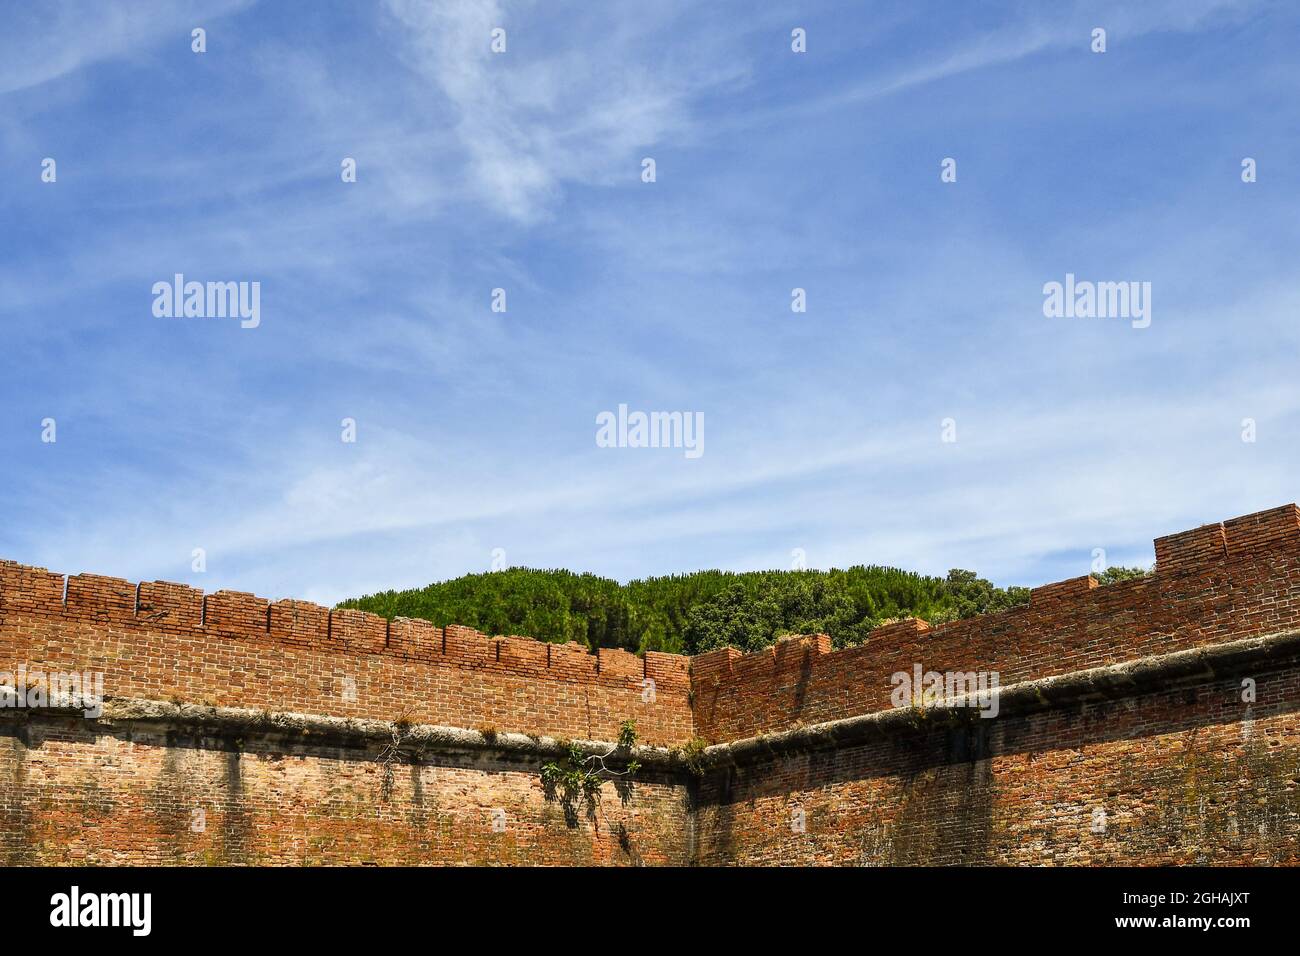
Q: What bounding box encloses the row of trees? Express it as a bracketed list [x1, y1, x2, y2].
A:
[340, 564, 1156, 656]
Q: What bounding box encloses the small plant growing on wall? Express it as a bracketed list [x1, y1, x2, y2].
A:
[376, 711, 416, 802]
[541, 719, 640, 826]
[679, 737, 709, 777]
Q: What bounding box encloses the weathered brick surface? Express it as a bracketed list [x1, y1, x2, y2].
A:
[695, 663, 1300, 865]
[2, 503, 1299, 866]
[692, 505, 1300, 742]
[0, 720, 690, 866]
[0, 564, 692, 746]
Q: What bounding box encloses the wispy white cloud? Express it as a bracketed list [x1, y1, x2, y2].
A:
[732, 0, 1264, 131]
[0, 0, 254, 96]
[2, 0, 1296, 611]
[380, 0, 750, 221]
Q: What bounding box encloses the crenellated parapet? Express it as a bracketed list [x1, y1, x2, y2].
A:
[691, 504, 1300, 741]
[3, 504, 1298, 749]
[0, 562, 692, 744]
[0, 563, 689, 692]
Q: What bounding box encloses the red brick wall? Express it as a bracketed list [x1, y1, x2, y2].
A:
[4, 503, 1300, 866]
[695, 662, 1300, 865]
[0, 562, 693, 746]
[0, 558, 696, 865]
[0, 717, 691, 866]
[692, 504, 1300, 742]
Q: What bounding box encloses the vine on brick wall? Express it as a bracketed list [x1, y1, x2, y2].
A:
[541, 719, 640, 825]
[377, 711, 421, 802]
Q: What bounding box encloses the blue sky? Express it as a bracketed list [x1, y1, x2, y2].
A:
[3, 0, 1299, 605]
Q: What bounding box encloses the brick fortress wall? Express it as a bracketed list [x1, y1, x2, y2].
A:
[3, 505, 1298, 865]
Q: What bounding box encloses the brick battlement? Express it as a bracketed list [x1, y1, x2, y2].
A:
[0, 561, 692, 745]
[2, 504, 1298, 748]
[0, 561, 688, 692]
[3, 504, 1300, 866]
[691, 504, 1300, 741]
